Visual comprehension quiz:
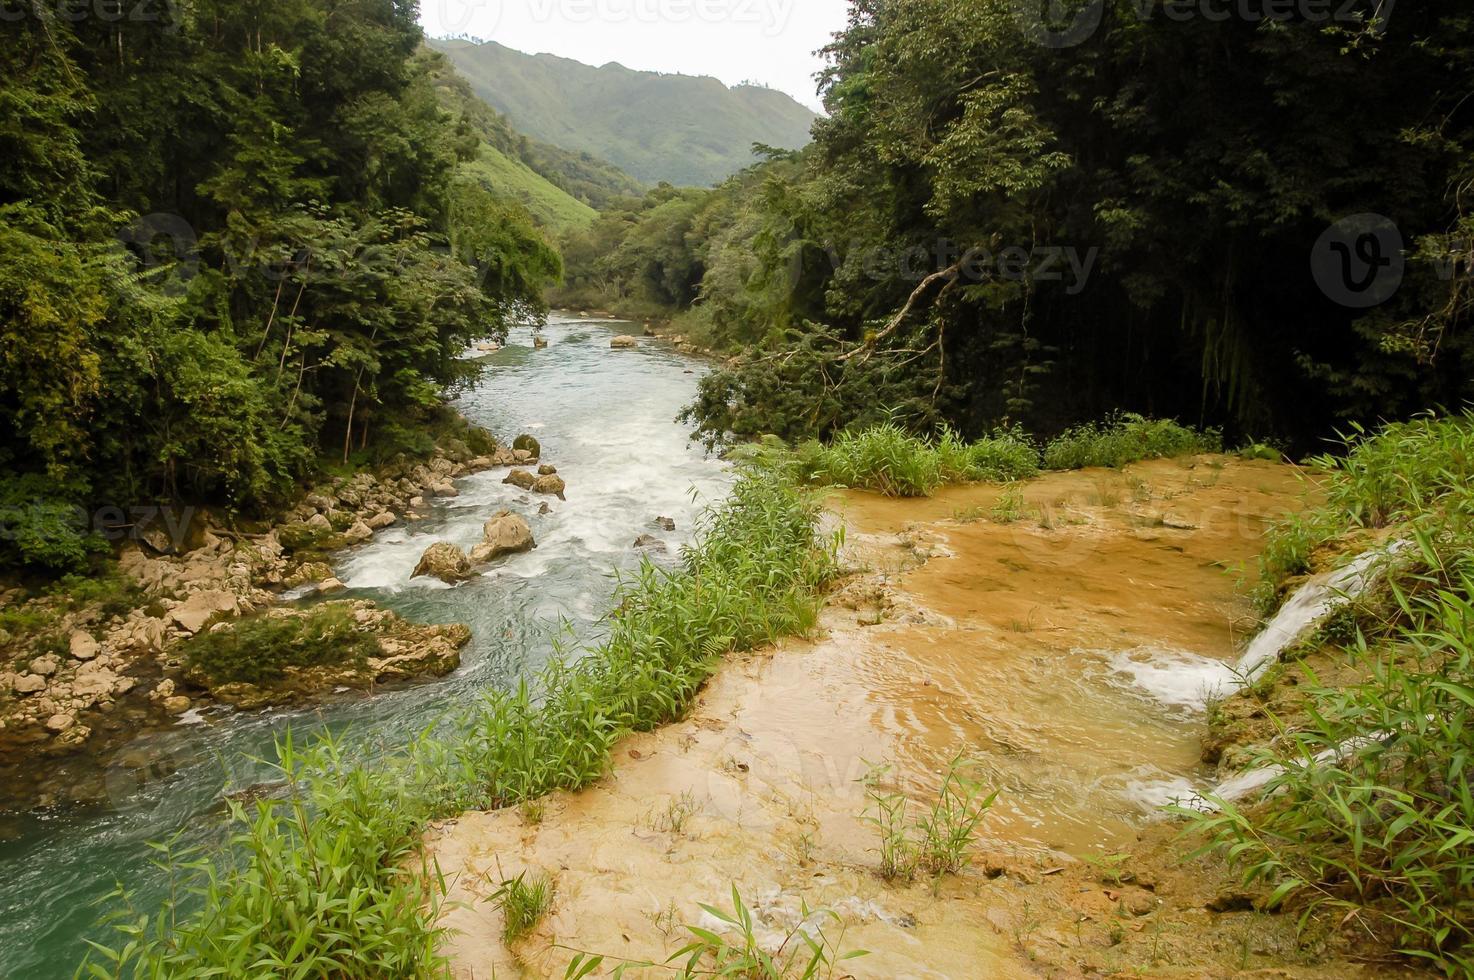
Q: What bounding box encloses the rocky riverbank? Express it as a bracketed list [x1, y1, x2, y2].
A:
[0, 432, 551, 811]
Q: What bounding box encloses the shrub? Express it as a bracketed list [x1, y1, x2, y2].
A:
[182, 604, 381, 686]
[1042, 413, 1220, 470]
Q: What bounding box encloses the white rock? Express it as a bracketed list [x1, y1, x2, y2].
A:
[29, 655, 60, 677]
[169, 589, 239, 634]
[45, 713, 75, 733]
[69, 631, 100, 661]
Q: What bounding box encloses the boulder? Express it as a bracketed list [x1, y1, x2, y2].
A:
[305, 512, 332, 531]
[318, 577, 347, 594]
[512, 434, 541, 458]
[533, 336, 549, 349]
[428, 480, 459, 498]
[651, 516, 677, 531]
[366, 511, 397, 530]
[69, 631, 100, 661]
[472, 511, 536, 564]
[170, 590, 240, 634]
[538, 502, 553, 515]
[532, 474, 567, 500]
[45, 713, 76, 733]
[503, 469, 537, 491]
[163, 696, 192, 715]
[411, 543, 475, 584]
[634, 534, 668, 553]
[538, 464, 558, 476]
[610, 335, 638, 349]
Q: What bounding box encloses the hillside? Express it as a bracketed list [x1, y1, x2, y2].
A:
[426, 51, 640, 228]
[429, 39, 817, 187]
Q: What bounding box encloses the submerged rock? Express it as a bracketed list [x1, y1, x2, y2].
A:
[651, 516, 677, 531]
[634, 534, 668, 553]
[472, 511, 536, 564]
[412, 543, 475, 584]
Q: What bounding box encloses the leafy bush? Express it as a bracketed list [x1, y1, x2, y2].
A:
[182, 605, 382, 686]
[0, 474, 101, 573]
[1042, 413, 1220, 470]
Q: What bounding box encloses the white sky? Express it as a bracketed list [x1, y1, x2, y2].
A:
[418, 0, 853, 111]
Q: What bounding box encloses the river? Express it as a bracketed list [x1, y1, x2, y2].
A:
[0, 314, 729, 980]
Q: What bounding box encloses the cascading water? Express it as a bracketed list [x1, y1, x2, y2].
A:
[1109, 539, 1407, 807]
[1110, 540, 1406, 713]
[0, 314, 731, 980]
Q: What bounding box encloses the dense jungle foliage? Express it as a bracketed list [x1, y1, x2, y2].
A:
[564, 0, 1474, 453]
[0, 1, 562, 573]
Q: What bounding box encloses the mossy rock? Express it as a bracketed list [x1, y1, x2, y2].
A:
[512, 434, 541, 457]
[278, 522, 333, 552]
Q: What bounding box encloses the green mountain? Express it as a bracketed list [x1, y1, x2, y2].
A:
[429, 39, 818, 187]
[426, 52, 641, 231]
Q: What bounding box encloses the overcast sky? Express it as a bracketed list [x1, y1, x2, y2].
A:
[418, 0, 852, 111]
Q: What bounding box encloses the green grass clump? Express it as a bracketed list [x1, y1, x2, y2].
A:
[1253, 410, 1474, 607]
[1042, 413, 1220, 470]
[799, 422, 1038, 498]
[83, 472, 836, 978]
[182, 604, 383, 686]
[493, 872, 553, 943]
[811, 423, 944, 497]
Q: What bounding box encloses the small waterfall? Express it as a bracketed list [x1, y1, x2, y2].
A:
[1232, 540, 1407, 683]
[1110, 539, 1406, 713]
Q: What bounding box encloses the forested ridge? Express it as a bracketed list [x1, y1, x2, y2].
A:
[567, 0, 1474, 453]
[0, 0, 563, 574]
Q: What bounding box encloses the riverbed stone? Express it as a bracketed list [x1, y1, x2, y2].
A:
[366, 511, 397, 530]
[319, 578, 347, 594]
[69, 631, 101, 661]
[45, 713, 76, 733]
[634, 535, 668, 553]
[12, 674, 45, 695]
[610, 335, 638, 349]
[472, 511, 536, 564]
[412, 543, 475, 584]
[503, 469, 537, 491]
[29, 655, 60, 677]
